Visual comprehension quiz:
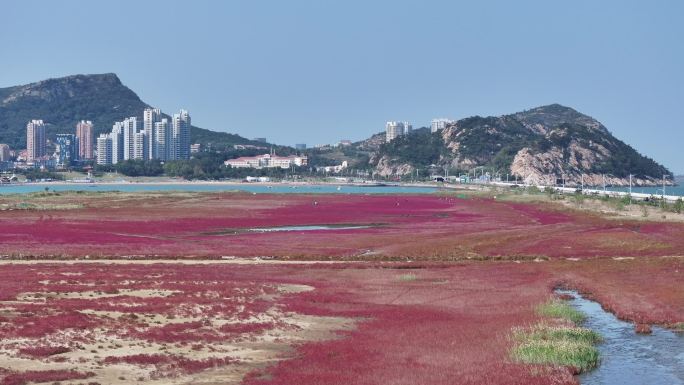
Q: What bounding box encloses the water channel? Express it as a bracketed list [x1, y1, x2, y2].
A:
[556, 290, 683, 385]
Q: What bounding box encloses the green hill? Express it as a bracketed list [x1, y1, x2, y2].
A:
[0, 73, 257, 150]
[372, 104, 671, 186]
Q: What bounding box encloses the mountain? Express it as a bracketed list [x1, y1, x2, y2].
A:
[0, 73, 257, 150]
[371, 104, 671, 186]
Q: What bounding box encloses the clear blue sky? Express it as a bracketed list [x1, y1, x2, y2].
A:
[2, 0, 683, 173]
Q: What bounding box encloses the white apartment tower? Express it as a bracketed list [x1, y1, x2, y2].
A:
[172, 109, 191, 160]
[154, 118, 171, 161]
[143, 108, 162, 159]
[133, 131, 147, 160]
[26, 119, 47, 162]
[0, 144, 10, 162]
[96, 134, 112, 165]
[403, 121, 412, 135]
[117, 117, 139, 160]
[431, 118, 455, 133]
[98, 108, 190, 165]
[110, 123, 125, 164]
[385, 121, 411, 142]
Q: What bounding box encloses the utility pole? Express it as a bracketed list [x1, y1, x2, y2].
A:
[629, 174, 633, 204]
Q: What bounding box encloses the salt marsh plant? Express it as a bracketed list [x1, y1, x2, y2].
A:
[536, 299, 585, 324]
[512, 323, 601, 372]
[397, 273, 417, 282]
[512, 299, 601, 373]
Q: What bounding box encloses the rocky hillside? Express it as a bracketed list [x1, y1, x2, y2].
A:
[372, 104, 671, 186]
[0, 73, 256, 150]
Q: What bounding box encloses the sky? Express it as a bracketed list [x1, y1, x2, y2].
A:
[1, 0, 683, 173]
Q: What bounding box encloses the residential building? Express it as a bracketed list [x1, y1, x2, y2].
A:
[144, 108, 162, 159]
[338, 140, 352, 147]
[118, 117, 139, 161]
[110, 124, 124, 164]
[385, 121, 412, 142]
[55, 134, 77, 167]
[253, 137, 267, 143]
[431, 118, 455, 133]
[26, 119, 47, 162]
[403, 121, 412, 135]
[76, 120, 94, 159]
[133, 131, 147, 160]
[317, 160, 348, 173]
[97, 108, 191, 165]
[172, 109, 191, 160]
[154, 118, 171, 161]
[190, 143, 201, 153]
[0, 144, 10, 162]
[295, 143, 307, 150]
[96, 134, 112, 165]
[224, 153, 308, 169]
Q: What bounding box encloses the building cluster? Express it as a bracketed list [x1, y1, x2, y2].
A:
[317, 160, 348, 174]
[97, 108, 191, 165]
[26, 119, 94, 167]
[384, 118, 455, 142]
[224, 153, 308, 169]
[385, 121, 412, 142]
[431, 118, 455, 133]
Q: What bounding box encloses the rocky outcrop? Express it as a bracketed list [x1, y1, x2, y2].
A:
[510, 146, 663, 186]
[374, 155, 415, 177]
[1, 73, 124, 105]
[370, 104, 671, 185]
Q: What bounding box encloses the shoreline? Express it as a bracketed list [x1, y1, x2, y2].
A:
[1, 179, 682, 200]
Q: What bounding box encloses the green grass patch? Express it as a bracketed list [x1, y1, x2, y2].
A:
[512, 324, 601, 372]
[397, 273, 417, 282]
[536, 299, 585, 324]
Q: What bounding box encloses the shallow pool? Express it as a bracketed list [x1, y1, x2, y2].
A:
[557, 290, 684, 385]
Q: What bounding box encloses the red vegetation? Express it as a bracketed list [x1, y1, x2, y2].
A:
[0, 192, 683, 259]
[104, 354, 232, 375]
[554, 257, 684, 325]
[18, 345, 70, 358]
[0, 369, 92, 385]
[0, 259, 681, 384]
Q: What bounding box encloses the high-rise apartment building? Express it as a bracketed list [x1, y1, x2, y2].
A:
[116, 117, 139, 161]
[172, 109, 191, 160]
[26, 119, 47, 162]
[111, 124, 124, 164]
[55, 134, 77, 167]
[133, 131, 147, 160]
[0, 144, 10, 162]
[385, 121, 412, 142]
[154, 118, 170, 161]
[403, 121, 412, 135]
[98, 108, 190, 165]
[76, 120, 94, 159]
[430, 118, 455, 133]
[143, 108, 162, 160]
[96, 134, 112, 165]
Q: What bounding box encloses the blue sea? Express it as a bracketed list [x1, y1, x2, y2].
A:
[600, 185, 684, 197]
[0, 183, 439, 195]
